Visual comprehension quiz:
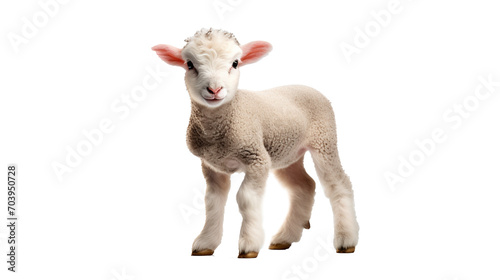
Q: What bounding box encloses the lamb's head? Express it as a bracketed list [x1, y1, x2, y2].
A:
[152, 28, 272, 108]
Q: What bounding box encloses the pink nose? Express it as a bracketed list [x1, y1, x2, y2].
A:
[207, 87, 222, 94]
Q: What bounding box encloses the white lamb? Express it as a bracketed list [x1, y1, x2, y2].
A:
[152, 28, 359, 258]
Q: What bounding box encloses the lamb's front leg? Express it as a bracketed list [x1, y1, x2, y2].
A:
[192, 162, 231, 256]
[236, 162, 269, 258]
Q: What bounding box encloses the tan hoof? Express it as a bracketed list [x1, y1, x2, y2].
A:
[238, 251, 259, 258]
[304, 221, 310, 229]
[269, 243, 291, 250]
[336, 246, 355, 253]
[192, 249, 214, 256]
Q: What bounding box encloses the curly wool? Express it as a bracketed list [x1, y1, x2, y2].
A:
[184, 28, 240, 47]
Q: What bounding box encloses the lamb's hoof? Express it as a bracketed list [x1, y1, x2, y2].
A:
[192, 249, 214, 256]
[269, 243, 291, 250]
[238, 251, 259, 258]
[304, 221, 311, 229]
[336, 246, 355, 253]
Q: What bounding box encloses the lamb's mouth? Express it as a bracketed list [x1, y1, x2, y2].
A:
[203, 96, 224, 102]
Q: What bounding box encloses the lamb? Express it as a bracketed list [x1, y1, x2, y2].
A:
[152, 28, 359, 258]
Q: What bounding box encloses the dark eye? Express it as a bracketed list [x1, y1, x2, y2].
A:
[232, 60, 239, 69]
[187, 61, 194, 70]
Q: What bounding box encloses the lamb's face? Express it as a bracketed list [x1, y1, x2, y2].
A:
[152, 28, 273, 109]
[181, 37, 242, 108]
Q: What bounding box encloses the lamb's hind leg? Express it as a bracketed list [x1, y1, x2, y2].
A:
[310, 144, 359, 253]
[269, 156, 315, 250]
[192, 162, 231, 256]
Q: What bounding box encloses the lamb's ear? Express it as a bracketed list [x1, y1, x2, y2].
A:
[240, 41, 273, 66]
[152, 44, 186, 69]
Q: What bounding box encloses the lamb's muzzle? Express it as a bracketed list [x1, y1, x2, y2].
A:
[153, 28, 359, 258]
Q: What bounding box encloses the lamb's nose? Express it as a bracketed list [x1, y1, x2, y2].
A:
[207, 87, 222, 94]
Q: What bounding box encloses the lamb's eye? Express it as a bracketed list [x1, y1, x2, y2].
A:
[232, 60, 239, 69]
[187, 61, 194, 70]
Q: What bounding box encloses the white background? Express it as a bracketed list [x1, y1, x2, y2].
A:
[1, 0, 500, 279]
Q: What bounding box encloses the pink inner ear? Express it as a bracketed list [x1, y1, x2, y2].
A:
[240, 41, 273, 65]
[152, 44, 185, 68]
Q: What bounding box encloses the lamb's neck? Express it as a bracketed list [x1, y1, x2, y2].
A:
[189, 101, 233, 132]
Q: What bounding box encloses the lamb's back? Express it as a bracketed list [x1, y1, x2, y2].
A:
[233, 85, 336, 167]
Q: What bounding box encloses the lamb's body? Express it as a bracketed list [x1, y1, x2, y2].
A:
[153, 29, 359, 258]
[188, 85, 334, 173]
